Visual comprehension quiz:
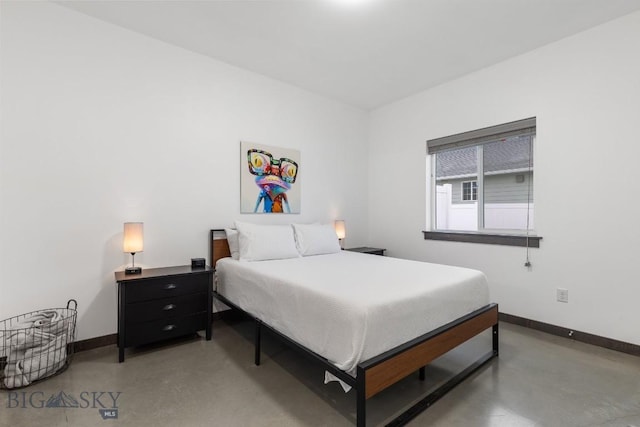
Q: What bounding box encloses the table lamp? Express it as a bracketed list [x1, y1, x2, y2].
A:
[334, 220, 346, 249]
[123, 222, 143, 274]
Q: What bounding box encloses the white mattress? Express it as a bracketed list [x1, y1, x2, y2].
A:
[216, 251, 489, 374]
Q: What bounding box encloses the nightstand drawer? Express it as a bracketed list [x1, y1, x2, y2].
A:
[125, 274, 208, 303]
[124, 313, 207, 347]
[125, 292, 207, 324]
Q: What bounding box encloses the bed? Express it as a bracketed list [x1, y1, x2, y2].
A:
[210, 227, 498, 426]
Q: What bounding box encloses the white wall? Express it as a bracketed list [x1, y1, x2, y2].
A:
[0, 2, 369, 340]
[368, 11, 640, 345]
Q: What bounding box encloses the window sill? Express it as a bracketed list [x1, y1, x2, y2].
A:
[422, 231, 541, 248]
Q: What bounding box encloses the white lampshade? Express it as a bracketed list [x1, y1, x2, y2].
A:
[123, 222, 144, 253]
[334, 220, 346, 240]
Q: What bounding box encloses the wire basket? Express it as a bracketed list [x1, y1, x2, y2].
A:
[0, 299, 77, 389]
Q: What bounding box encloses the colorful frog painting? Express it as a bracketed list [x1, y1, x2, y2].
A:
[247, 148, 298, 213]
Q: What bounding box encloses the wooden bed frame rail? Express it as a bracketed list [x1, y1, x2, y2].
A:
[357, 304, 498, 426]
[210, 229, 499, 426]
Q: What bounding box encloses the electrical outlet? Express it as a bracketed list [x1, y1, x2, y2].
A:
[557, 288, 569, 303]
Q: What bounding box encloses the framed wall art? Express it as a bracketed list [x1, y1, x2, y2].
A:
[240, 141, 301, 214]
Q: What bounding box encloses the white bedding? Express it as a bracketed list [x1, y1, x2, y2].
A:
[216, 251, 489, 374]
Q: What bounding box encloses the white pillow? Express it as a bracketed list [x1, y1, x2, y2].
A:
[235, 221, 300, 261]
[224, 228, 240, 260]
[292, 223, 341, 256]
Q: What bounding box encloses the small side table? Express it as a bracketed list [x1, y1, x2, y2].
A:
[345, 247, 386, 256]
[114, 265, 213, 362]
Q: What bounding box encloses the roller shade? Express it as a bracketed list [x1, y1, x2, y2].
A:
[427, 117, 536, 155]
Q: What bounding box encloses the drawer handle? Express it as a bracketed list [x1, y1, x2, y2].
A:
[162, 304, 176, 311]
[164, 284, 177, 290]
[163, 324, 176, 331]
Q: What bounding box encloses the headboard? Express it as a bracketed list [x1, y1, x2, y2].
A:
[210, 229, 231, 270]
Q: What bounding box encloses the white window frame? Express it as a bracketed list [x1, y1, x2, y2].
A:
[428, 128, 535, 236]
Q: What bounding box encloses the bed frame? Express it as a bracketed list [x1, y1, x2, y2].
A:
[210, 229, 498, 426]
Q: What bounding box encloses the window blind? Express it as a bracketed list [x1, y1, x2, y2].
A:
[427, 117, 536, 155]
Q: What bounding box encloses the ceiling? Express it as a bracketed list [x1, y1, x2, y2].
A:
[57, 0, 640, 110]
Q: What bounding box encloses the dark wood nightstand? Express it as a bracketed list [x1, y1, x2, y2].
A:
[114, 265, 213, 362]
[345, 247, 386, 256]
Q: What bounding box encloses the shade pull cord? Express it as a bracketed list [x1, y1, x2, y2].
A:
[524, 136, 533, 268]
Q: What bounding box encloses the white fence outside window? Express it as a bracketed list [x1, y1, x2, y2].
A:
[436, 184, 534, 231]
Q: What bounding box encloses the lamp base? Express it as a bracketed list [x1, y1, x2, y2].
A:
[125, 266, 142, 275]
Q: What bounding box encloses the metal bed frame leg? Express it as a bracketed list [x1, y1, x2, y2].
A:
[356, 386, 366, 426]
[356, 367, 366, 427]
[419, 366, 426, 381]
[493, 323, 499, 356]
[255, 320, 262, 366]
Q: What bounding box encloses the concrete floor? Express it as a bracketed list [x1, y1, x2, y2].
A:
[2, 319, 640, 427]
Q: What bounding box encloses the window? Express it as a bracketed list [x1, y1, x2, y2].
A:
[428, 118, 535, 235]
[461, 181, 477, 201]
